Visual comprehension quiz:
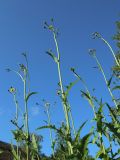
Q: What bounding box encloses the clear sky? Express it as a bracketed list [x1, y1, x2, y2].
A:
[0, 0, 120, 156]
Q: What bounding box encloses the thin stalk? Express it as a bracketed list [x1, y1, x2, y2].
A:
[24, 53, 31, 93]
[45, 107, 55, 156]
[53, 33, 68, 126]
[12, 69, 24, 82]
[53, 32, 73, 155]
[13, 94, 18, 123]
[81, 81, 97, 118]
[72, 70, 96, 117]
[13, 94, 19, 159]
[72, 70, 106, 154]
[101, 37, 120, 66]
[53, 32, 70, 130]
[94, 55, 118, 109]
[23, 77, 29, 160]
[68, 104, 76, 137]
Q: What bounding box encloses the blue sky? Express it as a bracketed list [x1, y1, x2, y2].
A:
[0, 0, 120, 156]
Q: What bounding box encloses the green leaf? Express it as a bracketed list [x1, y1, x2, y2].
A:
[81, 90, 91, 100]
[74, 121, 87, 143]
[107, 75, 113, 87]
[96, 101, 104, 133]
[106, 103, 117, 122]
[65, 79, 79, 97]
[81, 90, 94, 107]
[37, 125, 72, 144]
[112, 65, 120, 72]
[26, 92, 37, 102]
[31, 134, 39, 154]
[48, 25, 54, 30]
[96, 147, 110, 159]
[79, 132, 92, 158]
[46, 50, 58, 63]
[12, 130, 26, 142]
[11, 143, 20, 160]
[96, 148, 104, 159]
[92, 134, 98, 144]
[112, 85, 120, 91]
[37, 125, 64, 138]
[32, 134, 38, 149]
[105, 122, 120, 141]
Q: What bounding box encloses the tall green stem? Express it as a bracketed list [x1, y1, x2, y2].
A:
[68, 104, 76, 137]
[46, 106, 55, 156]
[72, 70, 96, 117]
[71, 70, 106, 154]
[101, 37, 120, 66]
[23, 77, 29, 160]
[53, 32, 70, 132]
[13, 94, 19, 159]
[53, 32, 73, 155]
[94, 55, 118, 109]
[13, 94, 18, 123]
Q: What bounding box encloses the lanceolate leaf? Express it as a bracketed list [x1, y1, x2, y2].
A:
[81, 90, 91, 100]
[25, 92, 37, 102]
[95, 147, 109, 159]
[37, 125, 73, 143]
[11, 143, 19, 160]
[37, 125, 64, 138]
[112, 65, 120, 72]
[105, 123, 120, 141]
[96, 148, 103, 159]
[106, 103, 117, 122]
[92, 134, 98, 144]
[79, 132, 92, 158]
[31, 134, 39, 153]
[46, 50, 58, 63]
[96, 101, 104, 133]
[107, 75, 113, 87]
[81, 90, 93, 107]
[75, 120, 87, 143]
[112, 85, 120, 91]
[65, 79, 79, 97]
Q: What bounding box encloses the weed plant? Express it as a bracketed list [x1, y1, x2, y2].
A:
[2, 20, 120, 160]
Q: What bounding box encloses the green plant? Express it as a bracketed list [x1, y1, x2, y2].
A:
[37, 20, 93, 159]
[7, 53, 39, 160]
[4, 19, 120, 160]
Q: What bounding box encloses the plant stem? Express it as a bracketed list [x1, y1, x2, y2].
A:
[24, 53, 31, 93]
[13, 94, 19, 159]
[23, 77, 29, 160]
[13, 94, 18, 123]
[72, 70, 106, 155]
[101, 37, 120, 66]
[72, 70, 96, 117]
[68, 104, 76, 137]
[53, 32, 70, 131]
[46, 106, 55, 156]
[94, 55, 118, 109]
[53, 32, 73, 155]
